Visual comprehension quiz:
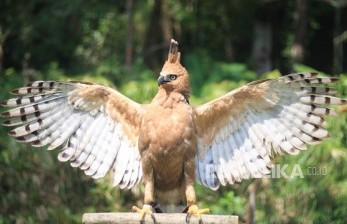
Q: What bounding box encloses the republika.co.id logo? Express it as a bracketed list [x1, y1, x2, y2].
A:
[262, 164, 328, 179]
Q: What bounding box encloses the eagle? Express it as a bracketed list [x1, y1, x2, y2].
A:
[1, 39, 346, 224]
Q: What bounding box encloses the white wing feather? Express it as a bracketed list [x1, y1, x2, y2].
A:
[195, 73, 346, 190]
[1, 81, 142, 188]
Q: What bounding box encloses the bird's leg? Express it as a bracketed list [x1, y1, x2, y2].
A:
[184, 161, 210, 224]
[132, 180, 157, 224]
[132, 155, 156, 224]
[184, 184, 210, 224]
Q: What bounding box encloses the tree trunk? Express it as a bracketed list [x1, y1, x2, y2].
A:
[0, 42, 3, 74]
[125, 0, 133, 68]
[278, 0, 295, 75]
[292, 0, 308, 64]
[333, 4, 343, 74]
[143, 0, 174, 72]
[0, 26, 8, 74]
[252, 21, 272, 75]
[246, 180, 258, 224]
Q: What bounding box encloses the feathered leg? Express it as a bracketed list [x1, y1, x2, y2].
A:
[184, 159, 210, 224]
[132, 153, 156, 224]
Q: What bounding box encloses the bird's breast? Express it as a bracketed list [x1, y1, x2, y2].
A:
[140, 103, 196, 151]
[139, 103, 197, 191]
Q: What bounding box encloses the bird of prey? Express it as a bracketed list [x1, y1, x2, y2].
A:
[1, 39, 346, 224]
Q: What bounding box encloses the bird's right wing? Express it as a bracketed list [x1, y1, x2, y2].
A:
[1, 81, 143, 189]
[193, 73, 346, 190]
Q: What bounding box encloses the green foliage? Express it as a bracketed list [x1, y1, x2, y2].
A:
[196, 185, 247, 217]
[185, 52, 256, 98]
[209, 63, 256, 82]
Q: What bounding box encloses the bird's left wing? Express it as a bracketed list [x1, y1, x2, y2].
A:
[1, 81, 143, 189]
[193, 73, 346, 190]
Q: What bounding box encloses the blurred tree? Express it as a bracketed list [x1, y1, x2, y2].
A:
[143, 0, 174, 72]
[277, 0, 295, 74]
[292, 0, 309, 64]
[125, 0, 134, 68]
[329, 0, 347, 74]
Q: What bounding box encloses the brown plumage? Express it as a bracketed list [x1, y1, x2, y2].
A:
[139, 41, 196, 208]
[1, 39, 346, 223]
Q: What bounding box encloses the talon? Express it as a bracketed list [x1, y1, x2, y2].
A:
[185, 214, 191, 224]
[186, 205, 210, 224]
[151, 213, 157, 223]
[133, 204, 156, 224]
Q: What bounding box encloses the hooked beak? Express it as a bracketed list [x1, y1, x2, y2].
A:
[158, 75, 170, 86]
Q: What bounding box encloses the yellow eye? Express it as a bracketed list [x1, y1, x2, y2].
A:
[169, 75, 177, 80]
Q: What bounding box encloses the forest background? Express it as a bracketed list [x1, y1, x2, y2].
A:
[0, 0, 346, 223]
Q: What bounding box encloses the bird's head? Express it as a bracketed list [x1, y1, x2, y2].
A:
[158, 39, 190, 98]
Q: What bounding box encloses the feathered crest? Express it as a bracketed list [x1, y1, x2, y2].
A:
[167, 39, 181, 63]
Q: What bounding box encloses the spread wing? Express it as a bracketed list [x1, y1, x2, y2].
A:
[193, 72, 346, 190]
[1, 81, 143, 189]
